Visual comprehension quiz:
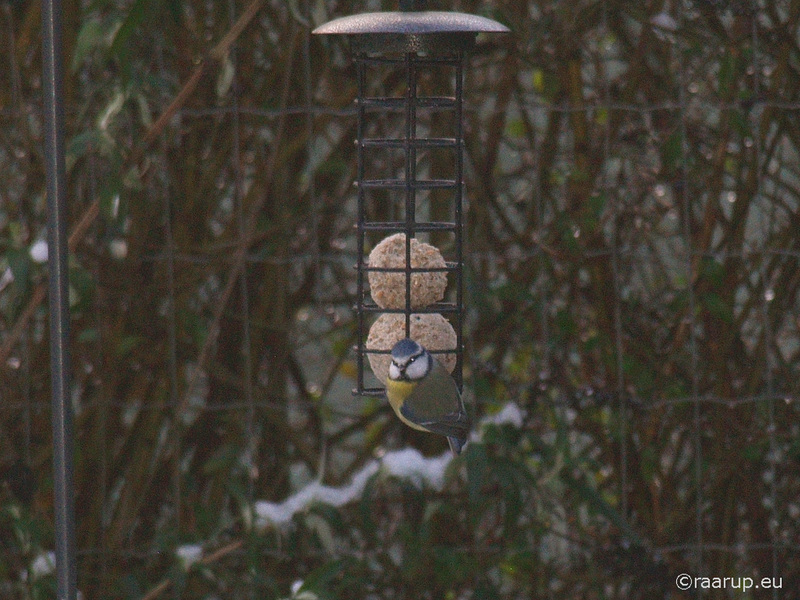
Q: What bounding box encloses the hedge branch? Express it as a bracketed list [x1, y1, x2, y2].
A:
[0, 0, 266, 368]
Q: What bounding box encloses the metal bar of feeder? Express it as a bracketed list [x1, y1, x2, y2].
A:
[359, 222, 456, 232]
[358, 303, 461, 314]
[359, 387, 389, 397]
[357, 178, 457, 189]
[366, 348, 458, 355]
[454, 51, 465, 391]
[360, 137, 458, 149]
[41, 0, 77, 596]
[363, 263, 460, 272]
[359, 96, 457, 110]
[357, 54, 462, 66]
[355, 56, 367, 398]
[403, 51, 416, 339]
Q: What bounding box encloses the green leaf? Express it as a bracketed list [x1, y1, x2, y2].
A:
[500, 550, 538, 580]
[305, 512, 337, 555]
[203, 444, 238, 475]
[465, 443, 487, 516]
[310, 503, 347, 533]
[109, 0, 155, 59]
[639, 446, 658, 481]
[216, 56, 236, 98]
[66, 130, 104, 167]
[31, 577, 57, 600]
[495, 461, 523, 534]
[718, 52, 737, 94]
[559, 467, 643, 546]
[288, 0, 311, 26]
[359, 472, 378, 536]
[702, 292, 733, 323]
[78, 328, 99, 343]
[99, 171, 124, 220]
[532, 69, 545, 93]
[699, 257, 725, 287]
[115, 335, 144, 357]
[70, 259, 95, 293]
[301, 558, 350, 594]
[433, 547, 474, 589]
[554, 308, 577, 338]
[505, 119, 525, 139]
[6, 248, 32, 289]
[741, 442, 765, 462]
[71, 19, 106, 72]
[661, 129, 683, 174]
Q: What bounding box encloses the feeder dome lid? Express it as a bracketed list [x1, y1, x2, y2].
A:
[312, 11, 509, 36]
[312, 11, 508, 53]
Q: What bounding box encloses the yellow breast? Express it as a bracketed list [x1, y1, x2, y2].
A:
[385, 379, 428, 432]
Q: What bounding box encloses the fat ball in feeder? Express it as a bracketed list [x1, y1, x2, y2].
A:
[366, 312, 457, 383]
[368, 233, 447, 310]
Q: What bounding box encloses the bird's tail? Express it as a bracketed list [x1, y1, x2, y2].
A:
[447, 436, 467, 455]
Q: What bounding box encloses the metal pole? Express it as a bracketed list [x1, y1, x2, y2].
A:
[41, 0, 78, 596]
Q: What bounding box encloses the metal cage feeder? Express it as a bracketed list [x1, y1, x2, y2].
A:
[313, 4, 508, 397]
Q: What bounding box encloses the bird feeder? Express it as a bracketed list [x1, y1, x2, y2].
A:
[313, 3, 508, 397]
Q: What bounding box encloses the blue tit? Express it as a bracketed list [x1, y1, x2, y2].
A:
[385, 338, 470, 454]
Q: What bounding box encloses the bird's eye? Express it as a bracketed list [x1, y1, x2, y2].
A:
[408, 356, 416, 363]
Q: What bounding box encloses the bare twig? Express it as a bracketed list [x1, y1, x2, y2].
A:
[140, 540, 244, 600]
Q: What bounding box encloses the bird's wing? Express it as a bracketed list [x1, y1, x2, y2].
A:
[399, 359, 470, 440]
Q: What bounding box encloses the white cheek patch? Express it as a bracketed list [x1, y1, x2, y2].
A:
[389, 362, 401, 380]
[404, 355, 429, 380]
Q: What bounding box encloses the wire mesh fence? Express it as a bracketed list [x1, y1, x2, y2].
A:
[2, 0, 800, 598]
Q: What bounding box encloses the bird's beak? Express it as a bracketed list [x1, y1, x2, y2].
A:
[389, 361, 406, 381]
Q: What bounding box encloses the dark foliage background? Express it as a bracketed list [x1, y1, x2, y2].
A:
[1, 0, 799, 598]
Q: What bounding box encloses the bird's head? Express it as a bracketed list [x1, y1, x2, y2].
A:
[388, 338, 430, 381]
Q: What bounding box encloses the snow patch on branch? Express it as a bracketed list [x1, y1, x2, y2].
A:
[255, 462, 379, 528]
[254, 402, 525, 530]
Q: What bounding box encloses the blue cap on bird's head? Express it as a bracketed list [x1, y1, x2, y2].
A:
[391, 338, 422, 360]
